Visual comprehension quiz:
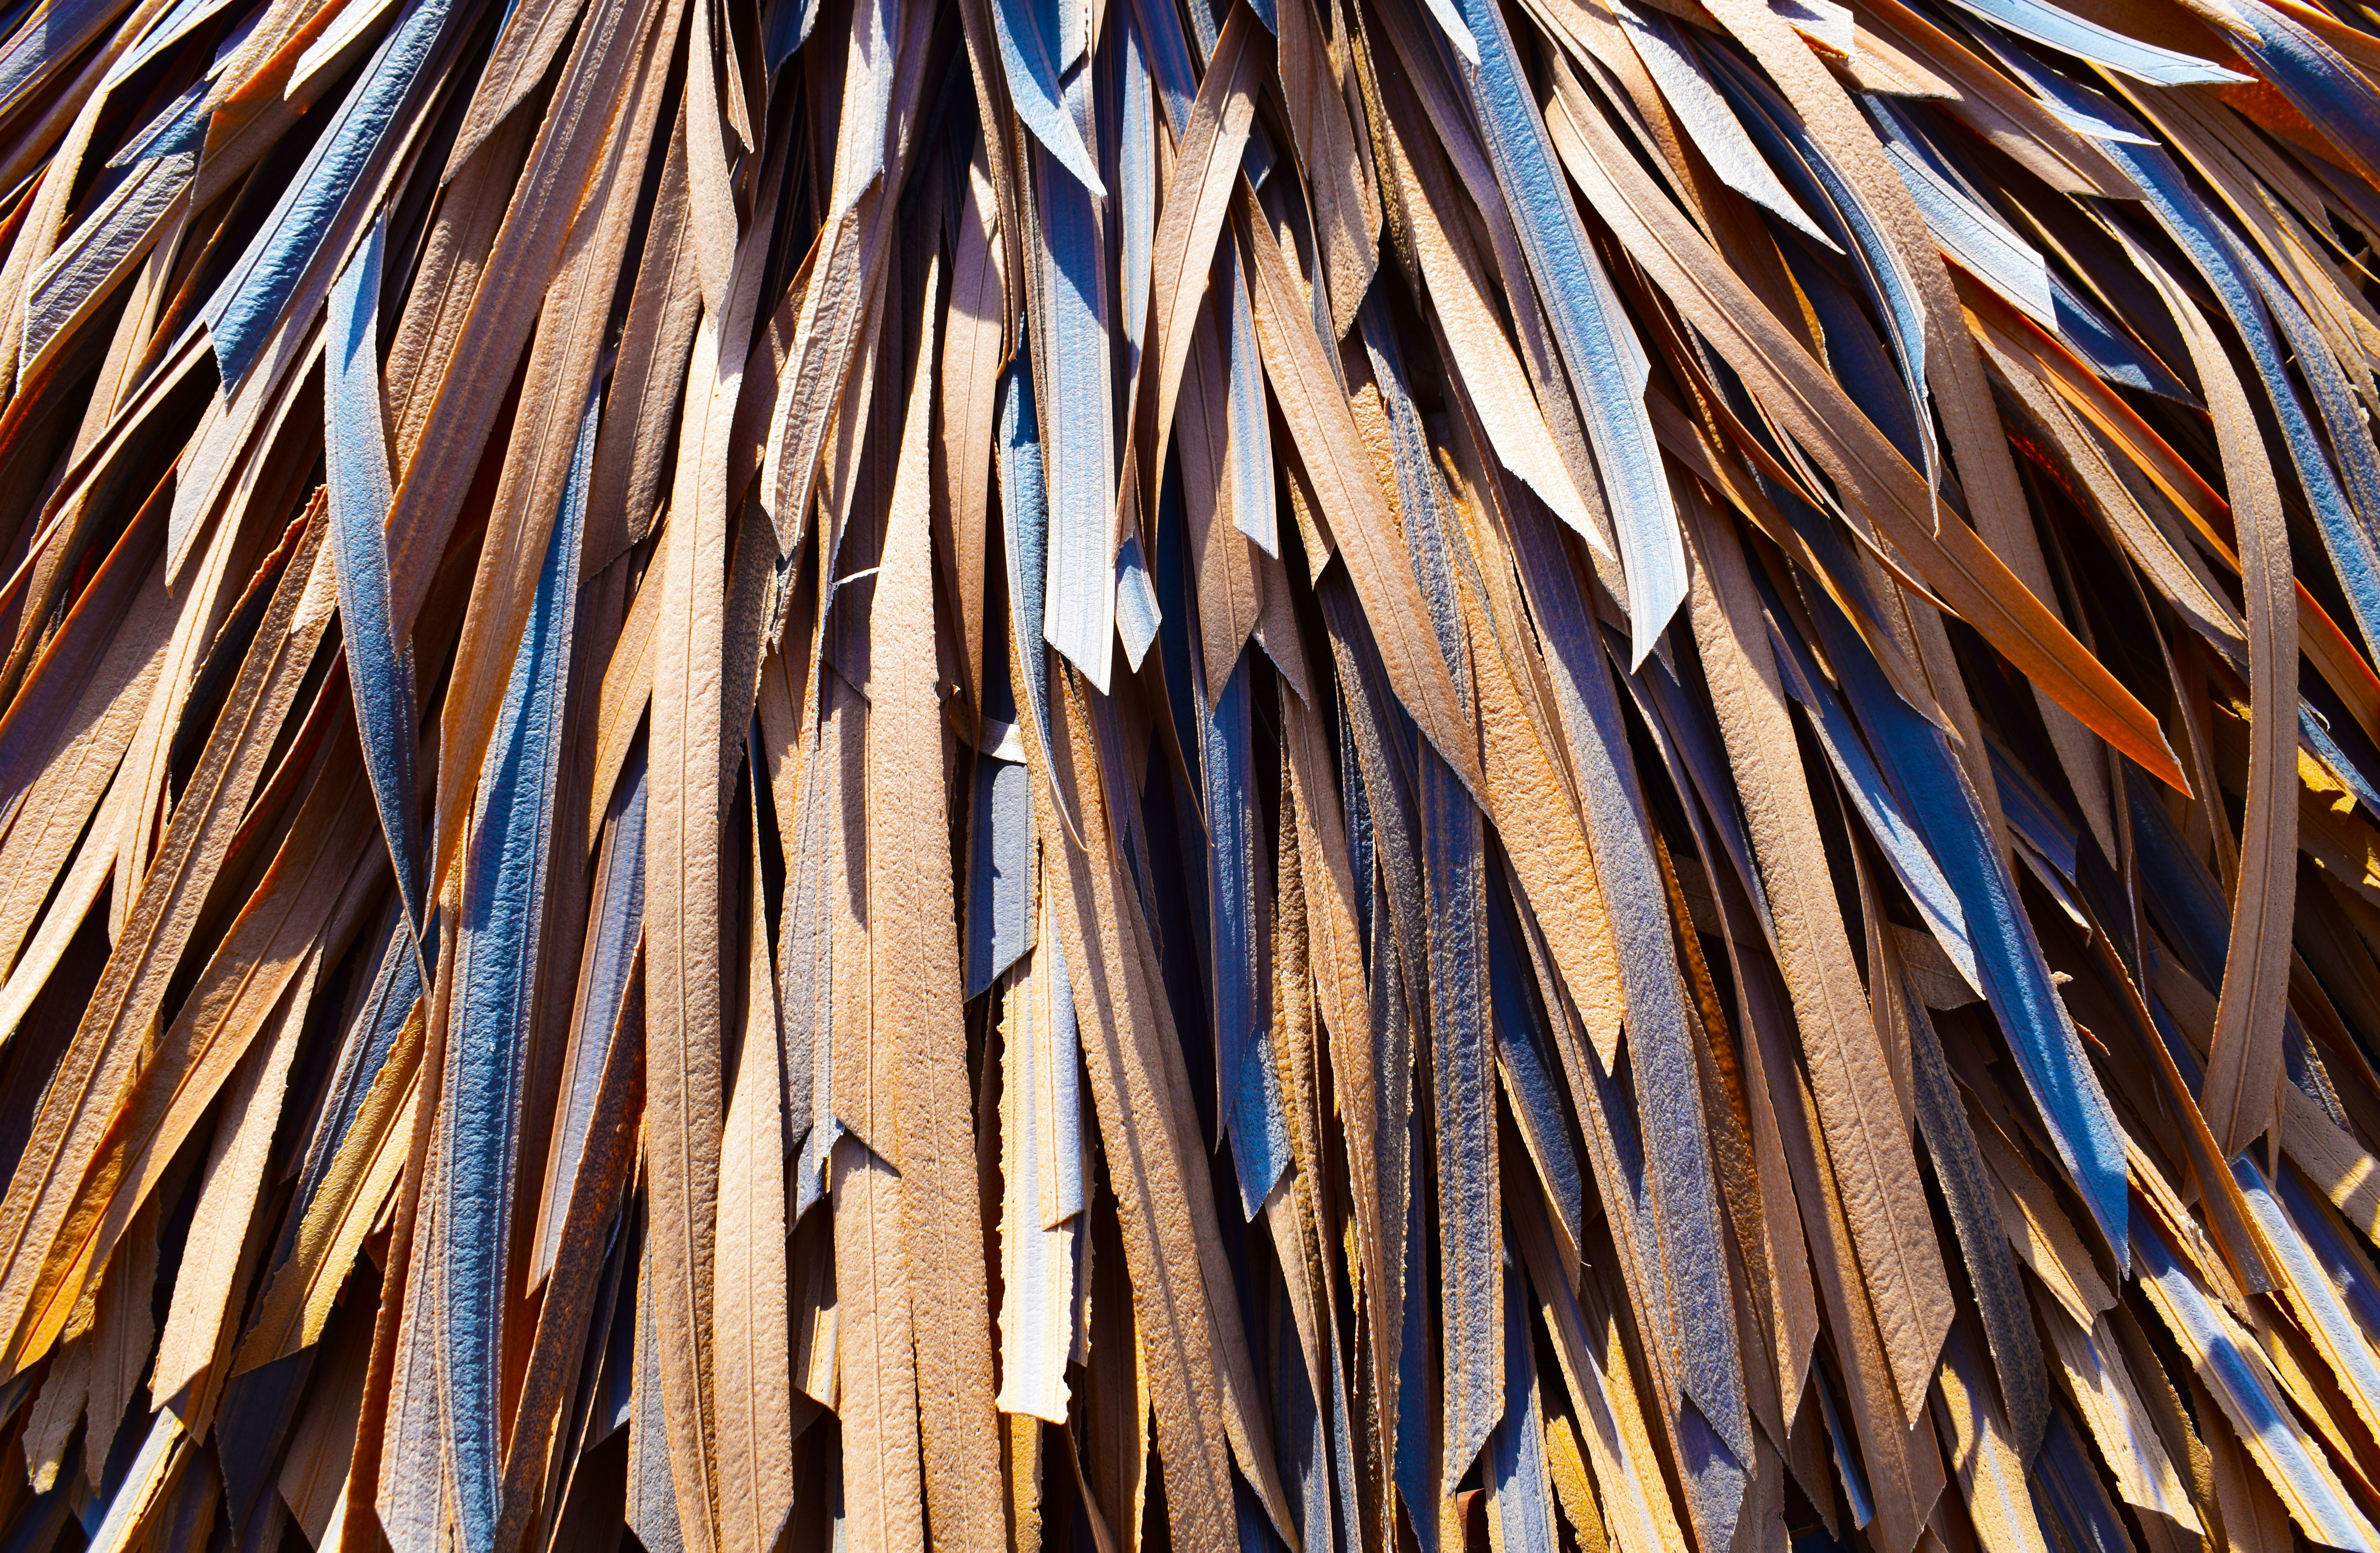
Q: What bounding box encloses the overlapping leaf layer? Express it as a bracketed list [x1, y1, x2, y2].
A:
[0, 0, 2373, 1544]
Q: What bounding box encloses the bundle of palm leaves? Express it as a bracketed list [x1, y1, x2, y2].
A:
[0, 0, 2374, 1541]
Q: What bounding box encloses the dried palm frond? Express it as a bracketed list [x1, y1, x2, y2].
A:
[0, 0, 2374, 1545]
